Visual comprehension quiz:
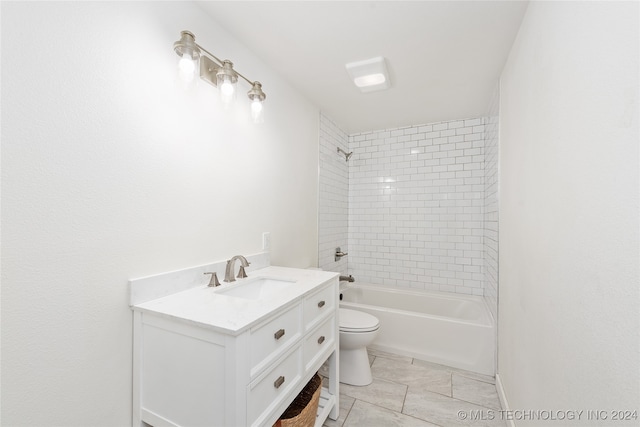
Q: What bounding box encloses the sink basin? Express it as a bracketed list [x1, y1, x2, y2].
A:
[216, 277, 296, 300]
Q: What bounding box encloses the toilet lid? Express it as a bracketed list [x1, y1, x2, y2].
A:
[339, 308, 379, 332]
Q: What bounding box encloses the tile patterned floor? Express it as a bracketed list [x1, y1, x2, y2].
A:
[322, 349, 505, 427]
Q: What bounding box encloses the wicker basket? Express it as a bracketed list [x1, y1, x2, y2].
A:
[273, 373, 322, 427]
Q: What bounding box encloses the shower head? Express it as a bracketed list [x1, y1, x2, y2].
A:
[337, 147, 353, 162]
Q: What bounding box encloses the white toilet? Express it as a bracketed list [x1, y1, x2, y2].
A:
[339, 308, 380, 386]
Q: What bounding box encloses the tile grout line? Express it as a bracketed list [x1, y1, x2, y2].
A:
[450, 371, 453, 398]
[340, 396, 356, 427]
[451, 373, 503, 410]
[453, 371, 497, 385]
[400, 357, 412, 414]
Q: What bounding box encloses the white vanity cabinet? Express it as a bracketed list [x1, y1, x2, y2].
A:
[131, 267, 339, 427]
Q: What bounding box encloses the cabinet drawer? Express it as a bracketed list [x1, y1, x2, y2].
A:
[248, 347, 301, 426]
[303, 282, 336, 330]
[250, 303, 301, 377]
[303, 316, 336, 371]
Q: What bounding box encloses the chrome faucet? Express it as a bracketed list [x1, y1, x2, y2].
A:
[339, 275, 355, 282]
[224, 255, 251, 282]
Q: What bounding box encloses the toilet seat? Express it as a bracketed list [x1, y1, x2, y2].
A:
[339, 308, 379, 333]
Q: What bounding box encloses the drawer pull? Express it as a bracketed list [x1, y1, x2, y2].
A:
[274, 329, 285, 340]
[274, 375, 285, 389]
[317, 300, 326, 308]
[317, 335, 325, 344]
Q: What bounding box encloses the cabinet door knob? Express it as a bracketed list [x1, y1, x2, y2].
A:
[317, 335, 325, 344]
[274, 329, 285, 340]
[274, 375, 285, 389]
[317, 300, 325, 308]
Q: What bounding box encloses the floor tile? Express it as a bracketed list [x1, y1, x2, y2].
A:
[343, 400, 439, 427]
[412, 358, 496, 385]
[404, 389, 506, 427]
[324, 349, 504, 427]
[340, 377, 407, 412]
[322, 392, 355, 427]
[368, 352, 375, 366]
[452, 374, 502, 411]
[368, 347, 414, 364]
[372, 356, 452, 396]
[319, 361, 330, 378]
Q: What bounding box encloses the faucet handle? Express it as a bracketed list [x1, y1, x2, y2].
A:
[237, 265, 248, 279]
[204, 272, 221, 287]
[335, 247, 349, 262]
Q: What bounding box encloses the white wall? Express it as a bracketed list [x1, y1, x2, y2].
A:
[347, 119, 486, 294]
[1, 2, 319, 425]
[498, 1, 639, 423]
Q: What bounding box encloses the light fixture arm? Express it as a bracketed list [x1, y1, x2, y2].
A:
[235, 69, 257, 87]
[194, 43, 225, 68]
[192, 42, 258, 88]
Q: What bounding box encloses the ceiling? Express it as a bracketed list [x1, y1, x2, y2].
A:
[197, 1, 529, 134]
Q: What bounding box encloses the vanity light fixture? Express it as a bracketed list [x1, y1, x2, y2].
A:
[345, 56, 391, 93]
[173, 30, 266, 122]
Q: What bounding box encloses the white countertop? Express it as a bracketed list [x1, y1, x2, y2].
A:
[132, 266, 338, 335]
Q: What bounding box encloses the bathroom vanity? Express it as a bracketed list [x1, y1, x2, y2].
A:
[130, 264, 339, 427]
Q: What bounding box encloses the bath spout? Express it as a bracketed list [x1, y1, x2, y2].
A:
[339, 275, 355, 282]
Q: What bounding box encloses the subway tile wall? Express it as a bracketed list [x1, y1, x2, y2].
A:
[318, 113, 349, 273]
[484, 88, 500, 320]
[347, 118, 485, 295]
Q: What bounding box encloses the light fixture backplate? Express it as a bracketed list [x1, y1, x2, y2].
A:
[199, 55, 219, 87]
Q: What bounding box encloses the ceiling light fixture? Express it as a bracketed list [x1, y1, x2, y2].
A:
[345, 57, 391, 93]
[173, 30, 266, 123]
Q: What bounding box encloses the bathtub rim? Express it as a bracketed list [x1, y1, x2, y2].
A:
[339, 283, 495, 327]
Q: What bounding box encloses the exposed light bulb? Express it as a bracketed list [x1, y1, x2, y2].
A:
[251, 98, 263, 114]
[219, 77, 236, 108]
[220, 79, 235, 97]
[251, 98, 264, 124]
[178, 55, 197, 82]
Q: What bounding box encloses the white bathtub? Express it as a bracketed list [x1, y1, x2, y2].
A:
[340, 284, 495, 376]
